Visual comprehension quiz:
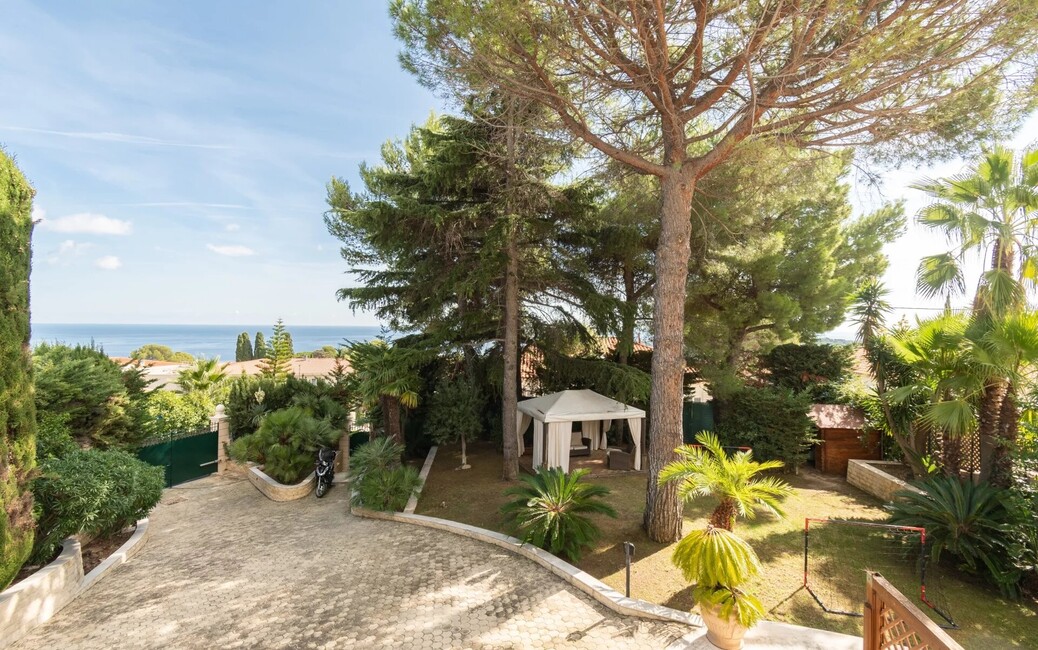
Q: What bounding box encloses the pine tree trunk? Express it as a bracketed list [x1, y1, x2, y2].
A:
[618, 265, 636, 366]
[644, 171, 695, 544]
[502, 228, 520, 481]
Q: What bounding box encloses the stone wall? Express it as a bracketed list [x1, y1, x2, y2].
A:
[847, 460, 923, 503]
[0, 539, 82, 649]
[247, 465, 315, 501]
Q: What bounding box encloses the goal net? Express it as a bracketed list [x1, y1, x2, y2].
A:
[803, 518, 956, 628]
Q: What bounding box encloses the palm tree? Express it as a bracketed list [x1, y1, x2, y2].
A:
[176, 357, 228, 396]
[659, 431, 792, 531]
[887, 315, 983, 475]
[912, 146, 1038, 481]
[975, 311, 1038, 484]
[848, 279, 931, 475]
[500, 467, 617, 562]
[342, 339, 424, 445]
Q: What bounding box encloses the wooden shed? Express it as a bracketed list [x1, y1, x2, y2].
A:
[809, 404, 881, 476]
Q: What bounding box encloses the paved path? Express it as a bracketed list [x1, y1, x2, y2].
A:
[14, 475, 689, 650]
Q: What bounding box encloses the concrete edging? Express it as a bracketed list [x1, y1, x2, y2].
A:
[248, 465, 316, 501]
[352, 506, 703, 627]
[79, 518, 151, 592]
[0, 517, 150, 650]
[403, 445, 437, 514]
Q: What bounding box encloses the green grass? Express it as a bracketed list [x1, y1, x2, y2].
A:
[416, 441, 1038, 647]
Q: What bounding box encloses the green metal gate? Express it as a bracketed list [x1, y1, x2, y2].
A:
[682, 400, 715, 444]
[136, 428, 219, 488]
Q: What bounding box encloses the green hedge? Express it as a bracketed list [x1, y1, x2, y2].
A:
[715, 387, 817, 471]
[0, 149, 36, 589]
[30, 449, 164, 565]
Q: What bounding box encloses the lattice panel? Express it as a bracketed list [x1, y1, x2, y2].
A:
[878, 600, 931, 650]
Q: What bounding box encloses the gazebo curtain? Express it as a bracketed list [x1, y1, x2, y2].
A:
[516, 411, 532, 456]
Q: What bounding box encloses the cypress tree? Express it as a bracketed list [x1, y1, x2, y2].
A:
[0, 150, 37, 588]
[235, 332, 253, 362]
[252, 332, 267, 360]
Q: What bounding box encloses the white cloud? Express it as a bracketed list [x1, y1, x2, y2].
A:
[94, 255, 122, 270]
[42, 212, 132, 235]
[224, 223, 241, 232]
[45, 239, 93, 265]
[31, 206, 46, 222]
[207, 243, 255, 257]
[0, 126, 233, 150]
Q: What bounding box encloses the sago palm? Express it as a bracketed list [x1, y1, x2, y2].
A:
[659, 431, 792, 531]
[501, 467, 617, 562]
[671, 525, 766, 627]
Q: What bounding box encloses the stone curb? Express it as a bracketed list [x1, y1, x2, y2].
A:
[79, 518, 151, 593]
[404, 445, 437, 514]
[351, 506, 703, 628]
[248, 465, 316, 501]
[1, 517, 151, 650]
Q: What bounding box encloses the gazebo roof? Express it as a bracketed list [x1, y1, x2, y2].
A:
[517, 389, 645, 423]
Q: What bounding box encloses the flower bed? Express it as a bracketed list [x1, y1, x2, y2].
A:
[247, 464, 316, 502]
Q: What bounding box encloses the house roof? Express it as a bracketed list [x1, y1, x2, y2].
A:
[222, 357, 348, 379]
[809, 404, 866, 430]
[518, 389, 645, 423]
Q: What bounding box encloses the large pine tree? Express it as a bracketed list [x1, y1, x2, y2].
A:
[0, 149, 36, 588]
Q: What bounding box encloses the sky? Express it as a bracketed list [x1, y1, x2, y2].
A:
[2, 1, 1035, 334]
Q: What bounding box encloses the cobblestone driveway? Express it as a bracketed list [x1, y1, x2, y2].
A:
[14, 475, 688, 649]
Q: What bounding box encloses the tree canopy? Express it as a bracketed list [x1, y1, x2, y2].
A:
[391, 0, 1038, 542]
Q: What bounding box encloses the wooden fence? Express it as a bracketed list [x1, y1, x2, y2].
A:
[864, 572, 963, 650]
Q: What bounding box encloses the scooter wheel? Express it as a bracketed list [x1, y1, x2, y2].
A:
[316, 481, 328, 498]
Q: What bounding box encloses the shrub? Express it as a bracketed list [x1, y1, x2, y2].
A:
[348, 437, 423, 512]
[226, 375, 347, 439]
[0, 148, 37, 589]
[714, 387, 817, 470]
[501, 467, 617, 562]
[36, 412, 78, 461]
[31, 449, 164, 565]
[888, 477, 1017, 595]
[426, 374, 483, 467]
[33, 342, 148, 448]
[144, 390, 214, 436]
[228, 406, 339, 484]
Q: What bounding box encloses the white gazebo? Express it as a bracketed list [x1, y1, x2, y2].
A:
[516, 389, 646, 473]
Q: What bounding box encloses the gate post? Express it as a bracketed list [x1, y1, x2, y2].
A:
[337, 411, 352, 477]
[211, 405, 230, 475]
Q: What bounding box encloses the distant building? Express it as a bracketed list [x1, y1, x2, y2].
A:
[221, 357, 348, 381]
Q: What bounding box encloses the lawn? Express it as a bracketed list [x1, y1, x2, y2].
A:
[416, 441, 1038, 648]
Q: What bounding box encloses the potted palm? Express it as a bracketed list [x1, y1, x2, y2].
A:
[661, 431, 792, 648]
[673, 525, 765, 649]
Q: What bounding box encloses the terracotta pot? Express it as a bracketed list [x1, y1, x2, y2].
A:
[700, 601, 748, 650]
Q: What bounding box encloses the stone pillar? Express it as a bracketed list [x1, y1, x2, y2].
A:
[337, 411, 352, 475]
[211, 404, 230, 475]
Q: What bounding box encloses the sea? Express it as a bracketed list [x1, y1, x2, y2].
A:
[30, 323, 386, 361]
